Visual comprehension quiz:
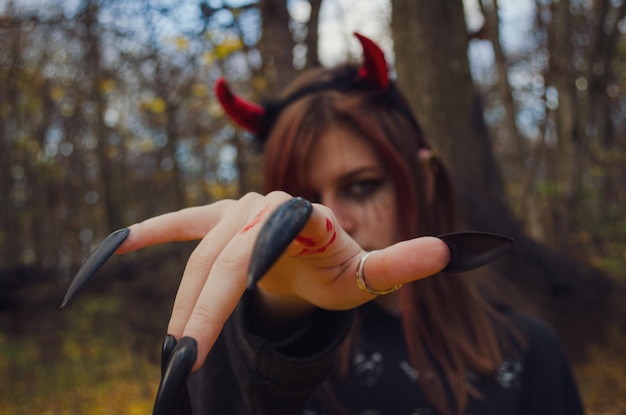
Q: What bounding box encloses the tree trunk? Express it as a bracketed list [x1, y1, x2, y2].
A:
[478, 0, 531, 226]
[545, 0, 581, 249]
[305, 0, 323, 68]
[586, 1, 626, 231]
[0, 12, 21, 268]
[164, 99, 186, 210]
[479, 0, 527, 167]
[82, 0, 124, 232]
[392, 0, 504, 202]
[259, 0, 295, 93]
[390, 0, 615, 359]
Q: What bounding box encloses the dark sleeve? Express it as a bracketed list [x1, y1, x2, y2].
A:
[188, 291, 355, 415]
[515, 314, 585, 415]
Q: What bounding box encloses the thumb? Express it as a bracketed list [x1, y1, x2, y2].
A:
[359, 237, 450, 295]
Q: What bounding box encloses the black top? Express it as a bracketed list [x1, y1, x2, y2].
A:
[188, 291, 584, 415]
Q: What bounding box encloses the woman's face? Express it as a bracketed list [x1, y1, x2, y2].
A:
[304, 125, 401, 251]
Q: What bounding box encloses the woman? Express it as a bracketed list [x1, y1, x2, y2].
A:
[64, 34, 583, 414]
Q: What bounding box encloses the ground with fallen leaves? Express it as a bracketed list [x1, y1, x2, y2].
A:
[1, 254, 624, 414]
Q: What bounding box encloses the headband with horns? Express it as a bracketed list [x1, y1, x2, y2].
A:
[214, 32, 390, 139]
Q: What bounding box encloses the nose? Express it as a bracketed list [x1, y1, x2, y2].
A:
[319, 195, 357, 236]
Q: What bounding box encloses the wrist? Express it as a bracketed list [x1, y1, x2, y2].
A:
[248, 290, 316, 339]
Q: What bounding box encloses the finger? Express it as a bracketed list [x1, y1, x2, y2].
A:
[117, 202, 232, 254]
[438, 232, 514, 273]
[161, 335, 178, 375]
[285, 202, 340, 258]
[328, 236, 450, 308]
[60, 228, 130, 308]
[166, 199, 264, 338]
[303, 232, 514, 308]
[154, 336, 196, 415]
[180, 199, 291, 370]
[252, 203, 352, 298]
[61, 202, 233, 308]
[158, 335, 193, 415]
[367, 236, 449, 287]
[247, 197, 313, 288]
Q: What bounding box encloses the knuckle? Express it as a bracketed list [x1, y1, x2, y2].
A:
[167, 304, 190, 335]
[310, 202, 335, 223]
[169, 304, 188, 324]
[186, 248, 215, 273]
[213, 249, 247, 276]
[187, 303, 224, 332]
[239, 191, 261, 204]
[265, 190, 293, 205]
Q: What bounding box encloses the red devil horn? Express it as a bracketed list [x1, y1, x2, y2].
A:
[215, 78, 265, 133]
[354, 33, 389, 90]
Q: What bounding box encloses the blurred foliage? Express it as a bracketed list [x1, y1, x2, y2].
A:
[0, 246, 185, 414]
[0, 0, 265, 272]
[0, 304, 160, 414]
[575, 325, 626, 415]
[468, 0, 626, 274]
[1, 272, 625, 414]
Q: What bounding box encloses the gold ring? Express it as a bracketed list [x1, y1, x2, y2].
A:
[356, 251, 402, 296]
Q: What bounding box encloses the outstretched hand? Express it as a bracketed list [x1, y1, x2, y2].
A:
[61, 191, 514, 415]
[113, 191, 449, 370]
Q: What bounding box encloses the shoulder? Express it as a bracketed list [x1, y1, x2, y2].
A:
[507, 311, 563, 349]
[500, 310, 574, 384]
[489, 307, 575, 378]
[497, 309, 569, 363]
[497, 311, 585, 414]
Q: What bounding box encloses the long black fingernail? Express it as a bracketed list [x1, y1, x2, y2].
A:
[159, 335, 193, 415]
[153, 336, 197, 415]
[247, 197, 313, 289]
[60, 228, 130, 308]
[161, 335, 178, 375]
[438, 232, 514, 273]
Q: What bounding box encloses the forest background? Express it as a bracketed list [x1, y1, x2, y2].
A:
[1, 0, 625, 413]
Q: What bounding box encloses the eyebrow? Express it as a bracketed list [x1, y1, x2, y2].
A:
[337, 166, 386, 184]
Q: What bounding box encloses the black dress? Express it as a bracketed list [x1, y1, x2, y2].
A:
[188, 292, 585, 415]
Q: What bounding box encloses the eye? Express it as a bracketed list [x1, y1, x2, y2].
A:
[340, 178, 385, 201]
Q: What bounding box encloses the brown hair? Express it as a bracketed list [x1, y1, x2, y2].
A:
[263, 64, 515, 415]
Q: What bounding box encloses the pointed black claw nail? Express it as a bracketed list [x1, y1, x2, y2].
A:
[159, 335, 193, 415]
[60, 228, 130, 308]
[161, 335, 178, 375]
[438, 232, 514, 273]
[154, 336, 197, 415]
[247, 197, 313, 289]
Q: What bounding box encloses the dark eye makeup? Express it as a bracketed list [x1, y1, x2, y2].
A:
[299, 169, 388, 205]
[339, 177, 386, 201]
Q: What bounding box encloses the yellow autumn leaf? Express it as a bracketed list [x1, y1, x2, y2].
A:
[201, 51, 215, 66]
[252, 76, 268, 93]
[127, 400, 154, 415]
[207, 101, 223, 117]
[143, 97, 166, 114]
[50, 85, 65, 101]
[105, 144, 119, 159]
[192, 83, 208, 97]
[61, 102, 75, 117]
[99, 78, 115, 94]
[213, 37, 244, 59]
[206, 182, 238, 199]
[175, 36, 189, 50]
